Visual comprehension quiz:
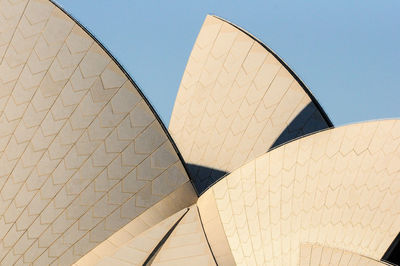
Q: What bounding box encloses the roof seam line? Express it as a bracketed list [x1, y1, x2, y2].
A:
[142, 208, 190, 265]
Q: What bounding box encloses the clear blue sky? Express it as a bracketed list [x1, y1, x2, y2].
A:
[55, 0, 400, 127]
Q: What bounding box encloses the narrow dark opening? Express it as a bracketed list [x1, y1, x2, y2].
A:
[142, 208, 189, 265]
[382, 232, 400, 265]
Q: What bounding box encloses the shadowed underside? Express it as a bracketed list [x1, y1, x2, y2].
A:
[169, 15, 332, 194]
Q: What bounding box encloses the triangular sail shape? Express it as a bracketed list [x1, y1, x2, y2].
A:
[151, 206, 216, 265]
[169, 15, 333, 193]
[94, 208, 188, 266]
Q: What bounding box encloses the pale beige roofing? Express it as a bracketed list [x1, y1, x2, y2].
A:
[197, 120, 400, 265]
[151, 205, 216, 265]
[93, 208, 188, 266]
[197, 185, 235, 265]
[1, 1, 398, 265]
[169, 15, 332, 193]
[79, 205, 216, 266]
[299, 243, 388, 266]
[0, 0, 194, 265]
[74, 182, 197, 265]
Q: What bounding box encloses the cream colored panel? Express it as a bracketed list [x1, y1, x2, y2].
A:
[199, 120, 400, 265]
[74, 181, 197, 265]
[93, 208, 188, 266]
[197, 188, 235, 265]
[299, 243, 387, 266]
[0, 0, 55, 118]
[169, 15, 330, 192]
[0, 0, 191, 265]
[0, 0, 29, 61]
[151, 205, 216, 266]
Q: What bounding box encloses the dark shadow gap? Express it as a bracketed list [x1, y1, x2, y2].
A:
[382, 232, 400, 265]
[269, 102, 330, 150]
[186, 164, 228, 195]
[188, 103, 330, 195]
[143, 208, 189, 265]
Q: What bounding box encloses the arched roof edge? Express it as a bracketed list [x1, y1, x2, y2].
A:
[212, 15, 334, 128]
[48, 0, 198, 195]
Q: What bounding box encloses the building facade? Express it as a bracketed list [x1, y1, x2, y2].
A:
[0, 1, 398, 265]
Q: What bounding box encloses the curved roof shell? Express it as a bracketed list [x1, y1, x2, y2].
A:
[1, 2, 398, 265]
[84, 205, 216, 266]
[0, 0, 196, 264]
[197, 119, 400, 265]
[299, 243, 388, 266]
[77, 119, 400, 266]
[74, 182, 196, 265]
[169, 15, 333, 193]
[89, 208, 189, 266]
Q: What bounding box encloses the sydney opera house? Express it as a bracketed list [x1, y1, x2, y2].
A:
[0, 0, 399, 265]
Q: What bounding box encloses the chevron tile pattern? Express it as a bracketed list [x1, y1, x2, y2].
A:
[152, 205, 216, 266]
[1, 2, 399, 266]
[0, 0, 192, 265]
[198, 120, 400, 265]
[74, 181, 197, 265]
[299, 243, 387, 266]
[0, 0, 29, 62]
[169, 15, 331, 192]
[93, 208, 188, 266]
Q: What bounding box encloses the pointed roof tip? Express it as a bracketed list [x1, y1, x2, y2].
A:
[203, 14, 334, 128]
[210, 14, 224, 20]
